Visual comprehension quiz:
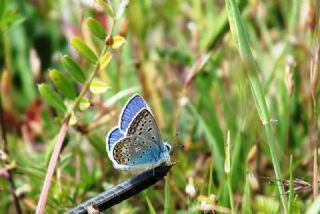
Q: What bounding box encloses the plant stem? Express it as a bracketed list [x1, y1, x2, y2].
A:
[36, 62, 102, 214]
[311, 45, 319, 201]
[67, 62, 102, 118]
[36, 14, 114, 212]
[312, 146, 318, 201]
[0, 85, 22, 214]
[285, 96, 291, 156]
[35, 118, 69, 214]
[1, 26, 23, 214]
[227, 173, 235, 214]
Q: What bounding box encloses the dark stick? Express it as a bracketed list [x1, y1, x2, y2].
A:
[0, 89, 22, 214]
[65, 164, 173, 214]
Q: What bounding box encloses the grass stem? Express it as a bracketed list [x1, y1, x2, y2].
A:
[224, 0, 288, 212]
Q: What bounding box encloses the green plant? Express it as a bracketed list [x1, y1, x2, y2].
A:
[36, 1, 127, 212]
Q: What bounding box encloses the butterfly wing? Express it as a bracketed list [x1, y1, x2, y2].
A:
[111, 136, 163, 170]
[106, 128, 125, 154]
[126, 109, 163, 148]
[107, 94, 168, 171]
[119, 95, 149, 131]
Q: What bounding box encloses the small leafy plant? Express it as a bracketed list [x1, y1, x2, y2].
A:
[36, 1, 128, 212]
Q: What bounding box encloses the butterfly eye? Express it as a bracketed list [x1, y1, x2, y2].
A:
[165, 143, 172, 152]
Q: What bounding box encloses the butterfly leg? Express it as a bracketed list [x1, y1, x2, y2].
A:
[151, 160, 157, 177]
[166, 157, 171, 165]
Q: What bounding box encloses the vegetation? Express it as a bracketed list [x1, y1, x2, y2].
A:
[0, 0, 319, 213]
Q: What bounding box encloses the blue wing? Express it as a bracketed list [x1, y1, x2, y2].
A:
[126, 109, 162, 147]
[111, 136, 163, 167]
[119, 95, 148, 131]
[107, 128, 124, 151]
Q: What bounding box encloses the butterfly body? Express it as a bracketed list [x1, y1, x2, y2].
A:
[106, 95, 171, 171]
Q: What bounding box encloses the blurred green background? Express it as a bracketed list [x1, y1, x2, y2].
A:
[0, 0, 319, 213]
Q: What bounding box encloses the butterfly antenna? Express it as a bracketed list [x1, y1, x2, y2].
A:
[166, 132, 179, 142]
[176, 143, 185, 150]
[167, 131, 185, 151]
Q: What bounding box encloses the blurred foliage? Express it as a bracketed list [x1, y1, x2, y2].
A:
[0, 0, 319, 213]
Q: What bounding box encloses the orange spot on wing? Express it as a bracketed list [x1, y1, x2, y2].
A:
[114, 141, 125, 164]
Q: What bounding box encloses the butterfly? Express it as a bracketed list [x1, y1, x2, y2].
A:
[106, 94, 172, 171]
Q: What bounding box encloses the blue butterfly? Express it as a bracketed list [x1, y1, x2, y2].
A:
[106, 94, 172, 171]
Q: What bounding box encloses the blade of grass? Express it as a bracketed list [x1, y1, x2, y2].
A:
[164, 173, 173, 214]
[206, 0, 247, 51]
[188, 104, 223, 178]
[225, 131, 235, 214]
[207, 145, 215, 195]
[288, 155, 294, 213]
[242, 173, 252, 214]
[224, 0, 287, 212]
[146, 196, 157, 214]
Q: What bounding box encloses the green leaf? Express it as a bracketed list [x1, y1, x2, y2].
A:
[146, 197, 157, 214]
[288, 156, 301, 214]
[90, 80, 110, 94]
[111, 35, 126, 49]
[0, 10, 25, 30]
[38, 83, 67, 113]
[242, 173, 252, 214]
[288, 155, 294, 213]
[97, 0, 114, 18]
[164, 174, 172, 214]
[61, 55, 86, 83]
[226, 133, 235, 213]
[292, 196, 300, 214]
[87, 17, 106, 40]
[224, 131, 231, 173]
[50, 69, 77, 99]
[69, 111, 77, 125]
[99, 52, 112, 70]
[164, 173, 173, 214]
[71, 37, 98, 64]
[79, 97, 90, 111]
[254, 196, 279, 213]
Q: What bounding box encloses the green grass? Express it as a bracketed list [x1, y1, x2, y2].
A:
[0, 0, 319, 213]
